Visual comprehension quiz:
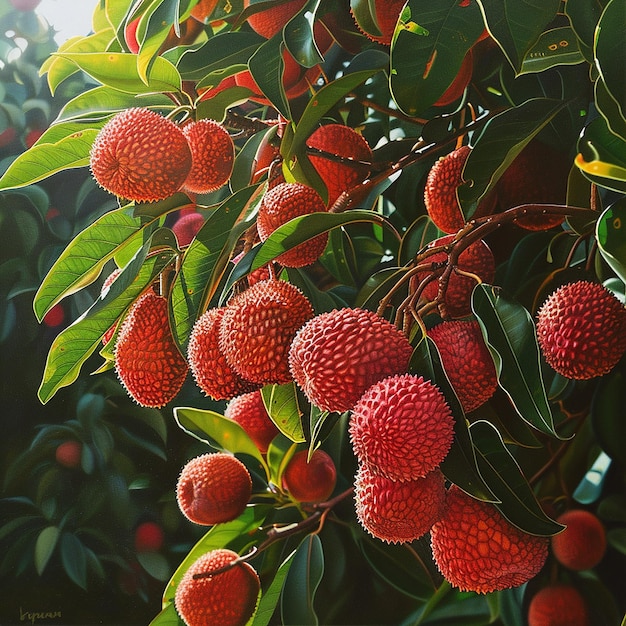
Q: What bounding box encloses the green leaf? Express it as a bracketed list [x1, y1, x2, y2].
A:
[472, 284, 558, 438]
[280, 534, 324, 626]
[596, 199, 626, 283]
[591, 368, 626, 465]
[52, 52, 182, 94]
[283, 0, 324, 68]
[149, 603, 183, 626]
[60, 532, 88, 589]
[470, 420, 564, 535]
[252, 548, 298, 626]
[261, 383, 306, 444]
[137, 552, 171, 582]
[520, 27, 586, 75]
[34, 526, 60, 575]
[565, 0, 604, 61]
[595, 77, 626, 143]
[249, 37, 291, 119]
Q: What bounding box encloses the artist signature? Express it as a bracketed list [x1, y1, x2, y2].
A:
[19, 607, 62, 625]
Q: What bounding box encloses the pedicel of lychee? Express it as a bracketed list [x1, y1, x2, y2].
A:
[176, 453, 252, 526]
[281, 449, 337, 503]
[550, 509, 606, 571]
[225, 390, 280, 454]
[527, 584, 590, 626]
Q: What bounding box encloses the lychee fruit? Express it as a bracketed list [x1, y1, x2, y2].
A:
[550, 509, 606, 571]
[289, 308, 413, 413]
[90, 108, 192, 203]
[176, 453, 252, 526]
[244, 0, 306, 39]
[134, 521, 164, 553]
[42, 303, 65, 328]
[174, 549, 260, 626]
[536, 281, 626, 380]
[306, 124, 372, 207]
[415, 234, 496, 319]
[281, 449, 337, 503]
[189, 0, 219, 22]
[181, 119, 234, 194]
[55, 440, 82, 469]
[114, 292, 189, 408]
[427, 320, 497, 412]
[225, 390, 280, 454]
[188, 307, 259, 401]
[172, 212, 205, 247]
[430, 485, 549, 593]
[355, 466, 446, 544]
[424, 145, 496, 233]
[351, 0, 405, 45]
[219, 279, 314, 385]
[349, 374, 454, 481]
[257, 182, 329, 267]
[527, 584, 589, 626]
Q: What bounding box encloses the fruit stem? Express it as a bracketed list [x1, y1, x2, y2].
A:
[411, 579, 452, 626]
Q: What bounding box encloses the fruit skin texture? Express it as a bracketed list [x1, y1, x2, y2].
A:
[427, 320, 497, 412]
[55, 441, 82, 469]
[415, 234, 496, 319]
[350, 374, 454, 481]
[281, 449, 337, 503]
[188, 307, 259, 401]
[257, 182, 329, 267]
[174, 548, 260, 626]
[219, 279, 314, 385]
[172, 212, 205, 247]
[550, 509, 606, 571]
[176, 453, 252, 526]
[355, 466, 446, 544]
[306, 124, 372, 207]
[430, 485, 549, 593]
[289, 308, 413, 413]
[527, 584, 589, 626]
[536, 281, 626, 380]
[134, 521, 164, 553]
[352, 0, 405, 45]
[90, 108, 192, 203]
[244, 0, 306, 39]
[424, 145, 496, 233]
[181, 119, 234, 194]
[114, 292, 189, 408]
[225, 390, 280, 454]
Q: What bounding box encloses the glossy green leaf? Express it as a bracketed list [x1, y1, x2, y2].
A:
[472, 284, 558, 437]
[596, 199, 626, 283]
[349, 0, 382, 39]
[60, 532, 88, 589]
[0, 129, 98, 191]
[261, 383, 306, 443]
[564, 0, 603, 62]
[137, 552, 171, 582]
[266, 435, 298, 487]
[520, 27, 585, 74]
[470, 420, 564, 535]
[249, 37, 291, 119]
[252, 548, 298, 626]
[34, 526, 59, 575]
[595, 77, 626, 142]
[280, 534, 324, 626]
[149, 602, 183, 626]
[573, 451, 612, 505]
[591, 368, 626, 465]
[477, 0, 561, 72]
[283, 0, 324, 68]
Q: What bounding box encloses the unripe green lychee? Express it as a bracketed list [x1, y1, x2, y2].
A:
[550, 509, 606, 571]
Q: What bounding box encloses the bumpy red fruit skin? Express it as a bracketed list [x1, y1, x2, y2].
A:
[225, 391, 279, 454]
[134, 521, 164, 553]
[172, 212, 205, 247]
[352, 0, 405, 45]
[257, 182, 329, 267]
[430, 486, 549, 593]
[424, 145, 496, 233]
[175, 549, 260, 626]
[355, 466, 446, 544]
[536, 281, 626, 380]
[282, 449, 337, 503]
[115, 293, 188, 408]
[188, 308, 259, 401]
[427, 320, 497, 412]
[350, 375, 454, 481]
[306, 124, 372, 207]
[219, 280, 314, 385]
[176, 453, 252, 526]
[289, 308, 413, 413]
[244, 0, 306, 38]
[90, 108, 192, 203]
[551, 509, 606, 571]
[55, 441, 82, 469]
[182, 120, 234, 194]
[527, 584, 589, 626]
[416, 234, 495, 319]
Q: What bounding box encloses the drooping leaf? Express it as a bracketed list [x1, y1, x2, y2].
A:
[34, 526, 60, 576]
[261, 383, 306, 444]
[60, 532, 88, 589]
[148, 602, 183, 626]
[520, 27, 585, 75]
[283, 0, 324, 68]
[248, 37, 291, 119]
[564, 0, 604, 62]
[595, 77, 626, 143]
[595, 199, 626, 283]
[591, 368, 626, 465]
[252, 548, 298, 626]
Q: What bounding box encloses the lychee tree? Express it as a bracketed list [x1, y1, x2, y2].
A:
[2, 0, 626, 624]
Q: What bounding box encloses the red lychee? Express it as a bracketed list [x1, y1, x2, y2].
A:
[550, 509, 606, 571]
[257, 182, 329, 267]
[355, 466, 446, 544]
[188, 307, 259, 401]
[90, 108, 192, 203]
[219, 279, 314, 385]
[424, 145, 496, 233]
[181, 119, 234, 194]
[243, 0, 306, 39]
[172, 212, 205, 247]
[225, 390, 280, 454]
[281, 449, 337, 503]
[134, 521, 164, 553]
[176, 453, 252, 526]
[536, 281, 626, 380]
[351, 0, 405, 45]
[42, 303, 65, 328]
[190, 0, 219, 22]
[350, 374, 454, 481]
[427, 320, 497, 412]
[289, 308, 413, 413]
[55, 440, 82, 469]
[527, 584, 589, 626]
[174, 549, 260, 626]
[114, 292, 188, 408]
[430, 485, 549, 593]
[306, 124, 372, 207]
[415, 234, 495, 319]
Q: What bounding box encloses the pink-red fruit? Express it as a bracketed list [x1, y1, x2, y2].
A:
[175, 549, 260, 626]
[550, 509, 606, 571]
[55, 441, 82, 469]
[350, 374, 454, 481]
[527, 584, 589, 626]
[134, 521, 164, 553]
[176, 453, 252, 526]
[172, 212, 204, 247]
[536, 281, 626, 380]
[282, 449, 337, 503]
[225, 391, 279, 454]
[244, 0, 306, 39]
